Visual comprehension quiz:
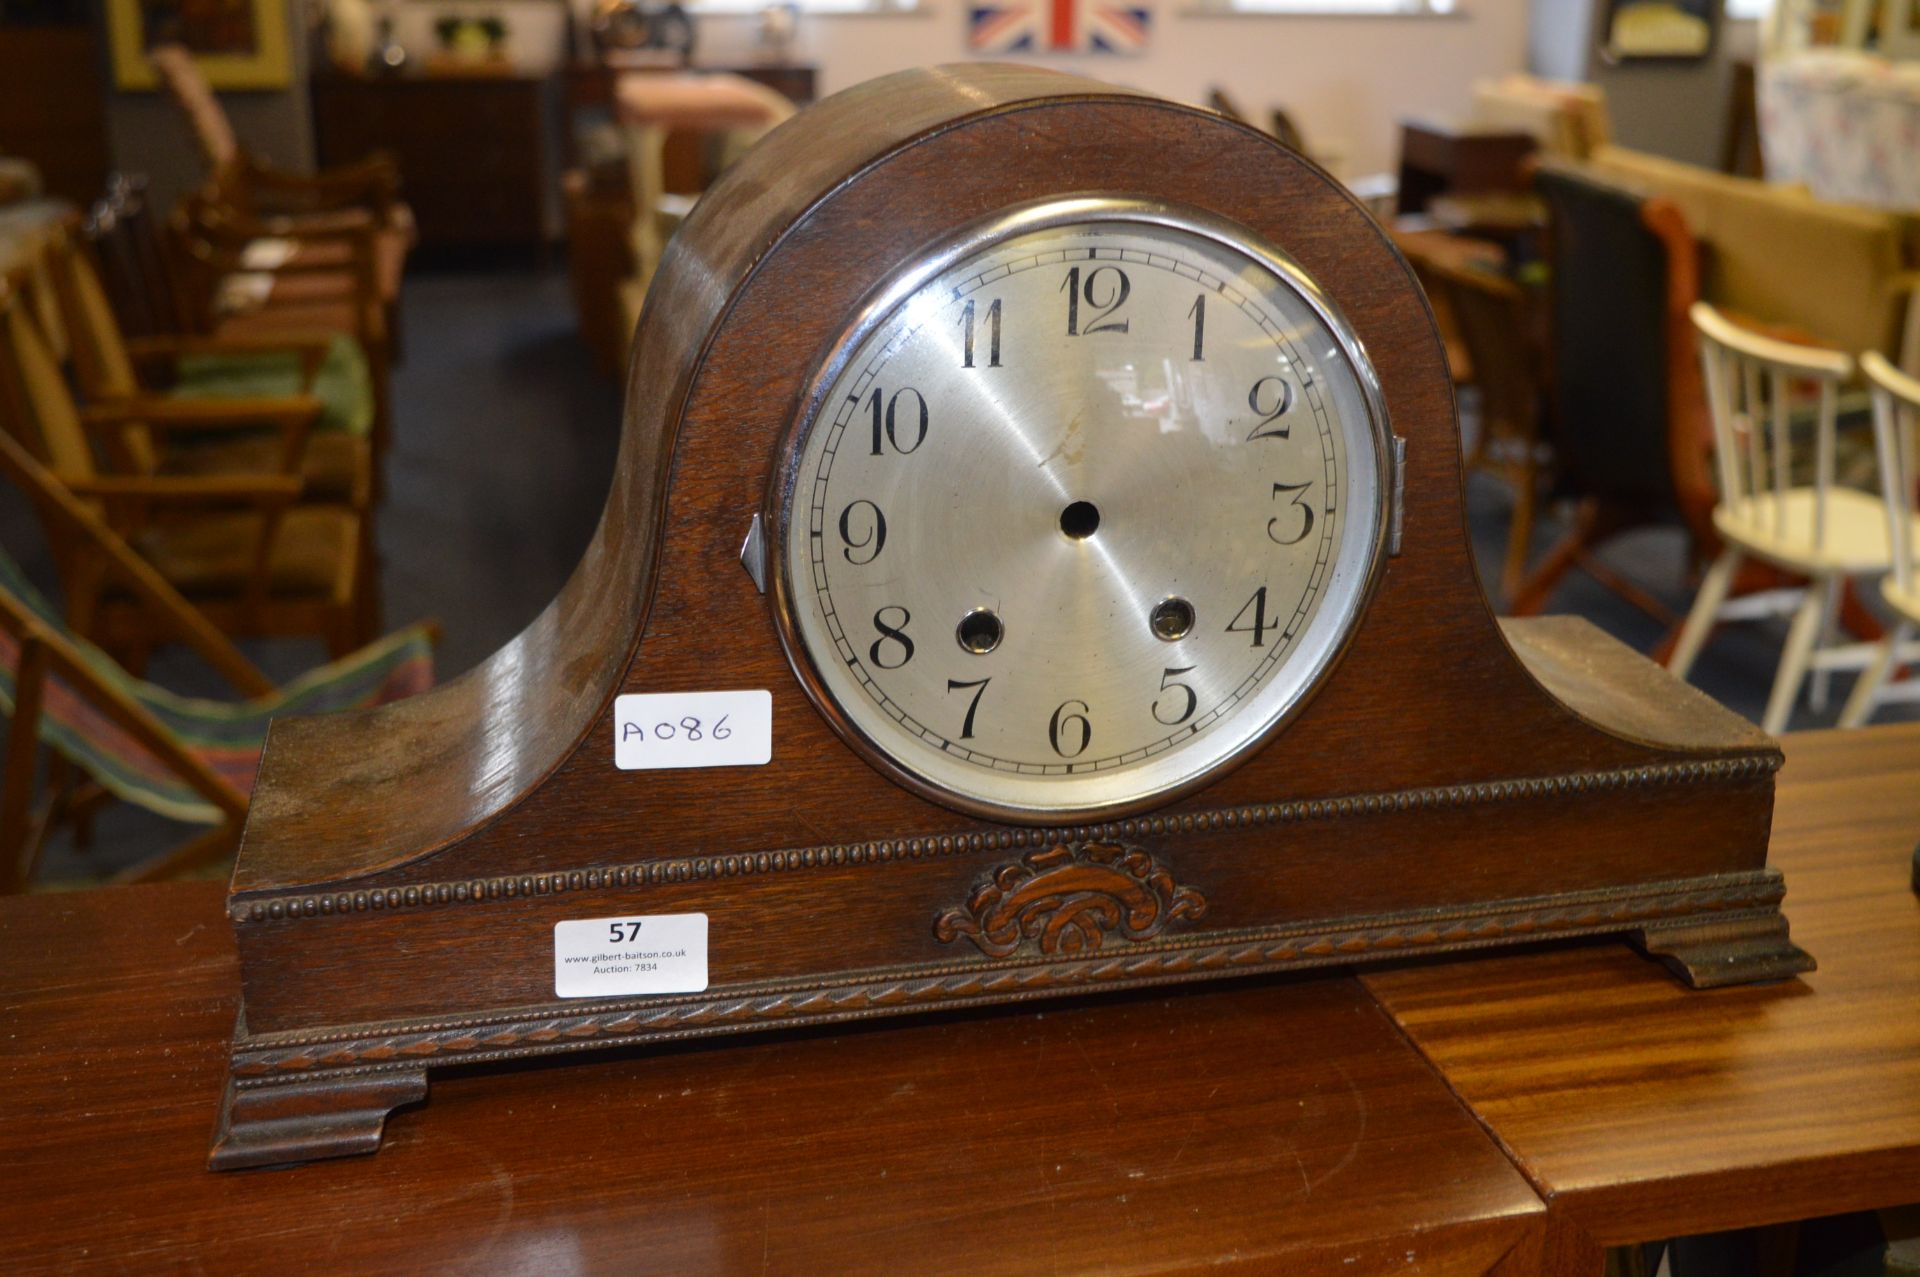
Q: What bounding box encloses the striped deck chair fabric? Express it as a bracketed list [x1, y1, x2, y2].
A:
[0, 549, 433, 824]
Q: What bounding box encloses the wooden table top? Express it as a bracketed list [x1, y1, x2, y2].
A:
[1366, 723, 1920, 1255]
[6, 724, 1914, 1273]
[0, 886, 1543, 1275]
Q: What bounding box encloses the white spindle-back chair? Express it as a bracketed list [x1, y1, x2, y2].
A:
[1669, 302, 1891, 733]
[1838, 352, 1920, 725]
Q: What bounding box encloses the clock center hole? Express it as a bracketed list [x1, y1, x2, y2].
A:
[1060, 501, 1101, 540]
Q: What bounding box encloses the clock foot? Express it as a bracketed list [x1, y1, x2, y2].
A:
[209, 1068, 429, 1171]
[1630, 911, 1816, 989]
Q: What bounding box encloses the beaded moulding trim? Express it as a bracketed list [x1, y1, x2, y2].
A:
[233, 754, 1778, 924]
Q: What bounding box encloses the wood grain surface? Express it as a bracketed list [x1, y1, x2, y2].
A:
[1365, 722, 1920, 1262]
[0, 885, 1542, 1275]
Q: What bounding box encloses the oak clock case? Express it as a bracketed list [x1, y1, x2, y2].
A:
[210, 66, 1810, 1171]
[766, 199, 1393, 821]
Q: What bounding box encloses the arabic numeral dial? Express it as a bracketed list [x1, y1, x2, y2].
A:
[779, 208, 1384, 819]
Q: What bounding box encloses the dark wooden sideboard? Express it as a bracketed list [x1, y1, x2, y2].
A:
[312, 73, 560, 251]
[1, 724, 1916, 1273]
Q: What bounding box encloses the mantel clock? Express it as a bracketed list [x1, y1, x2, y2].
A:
[211, 66, 1811, 1169]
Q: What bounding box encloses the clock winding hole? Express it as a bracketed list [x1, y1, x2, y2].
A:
[1150, 597, 1196, 642]
[957, 608, 1004, 655]
[1059, 501, 1101, 540]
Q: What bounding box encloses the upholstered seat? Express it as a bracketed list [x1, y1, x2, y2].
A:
[155, 430, 368, 506]
[134, 505, 360, 599]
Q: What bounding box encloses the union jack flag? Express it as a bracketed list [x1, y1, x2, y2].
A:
[968, 0, 1151, 55]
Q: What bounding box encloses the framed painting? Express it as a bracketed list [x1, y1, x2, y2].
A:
[106, 0, 292, 90]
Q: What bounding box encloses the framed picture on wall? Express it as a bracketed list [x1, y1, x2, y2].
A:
[1602, 0, 1717, 61]
[106, 0, 293, 90]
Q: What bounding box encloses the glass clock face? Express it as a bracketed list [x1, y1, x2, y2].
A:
[771, 200, 1390, 821]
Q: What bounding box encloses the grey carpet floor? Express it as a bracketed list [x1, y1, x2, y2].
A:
[4, 264, 1912, 883]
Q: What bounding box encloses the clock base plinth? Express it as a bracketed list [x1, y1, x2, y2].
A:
[211, 864, 1807, 1168]
[209, 1058, 427, 1171]
[1630, 912, 1816, 989]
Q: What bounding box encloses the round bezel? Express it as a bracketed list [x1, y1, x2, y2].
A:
[766, 196, 1395, 823]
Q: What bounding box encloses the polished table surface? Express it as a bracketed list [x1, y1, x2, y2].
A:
[3, 725, 1916, 1274]
[0, 889, 1543, 1274]
[1366, 723, 1920, 1271]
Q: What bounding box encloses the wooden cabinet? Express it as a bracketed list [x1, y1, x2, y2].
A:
[0, 27, 109, 204]
[312, 74, 558, 250]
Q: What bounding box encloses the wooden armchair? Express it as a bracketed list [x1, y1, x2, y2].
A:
[147, 44, 410, 372]
[39, 220, 376, 517]
[0, 429, 435, 889]
[85, 174, 193, 339]
[1420, 253, 1552, 604]
[146, 44, 412, 240]
[167, 192, 395, 466]
[0, 274, 373, 667]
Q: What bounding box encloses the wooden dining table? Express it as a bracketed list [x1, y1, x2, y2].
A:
[2, 723, 1916, 1274]
[1365, 721, 1920, 1273]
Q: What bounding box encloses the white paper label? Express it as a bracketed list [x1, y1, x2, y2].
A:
[554, 913, 709, 998]
[613, 690, 771, 771]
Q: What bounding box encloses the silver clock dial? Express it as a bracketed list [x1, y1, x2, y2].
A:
[772, 200, 1390, 820]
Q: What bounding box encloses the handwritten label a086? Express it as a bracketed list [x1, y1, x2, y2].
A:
[613, 690, 772, 771]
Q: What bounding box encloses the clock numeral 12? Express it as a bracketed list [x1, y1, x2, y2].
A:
[1061, 266, 1130, 336]
[960, 298, 1001, 369]
[1188, 295, 1206, 361]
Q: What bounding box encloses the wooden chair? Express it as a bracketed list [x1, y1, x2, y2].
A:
[1668, 302, 1893, 732]
[85, 175, 190, 339]
[165, 191, 397, 476]
[39, 220, 376, 516]
[1838, 352, 1920, 725]
[0, 274, 373, 666]
[146, 44, 414, 254]
[1397, 230, 1505, 388]
[146, 44, 409, 379]
[0, 429, 435, 889]
[1422, 253, 1550, 603]
[89, 175, 396, 460]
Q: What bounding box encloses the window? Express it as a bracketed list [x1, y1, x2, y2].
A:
[1189, 0, 1457, 14]
[684, 0, 920, 13]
